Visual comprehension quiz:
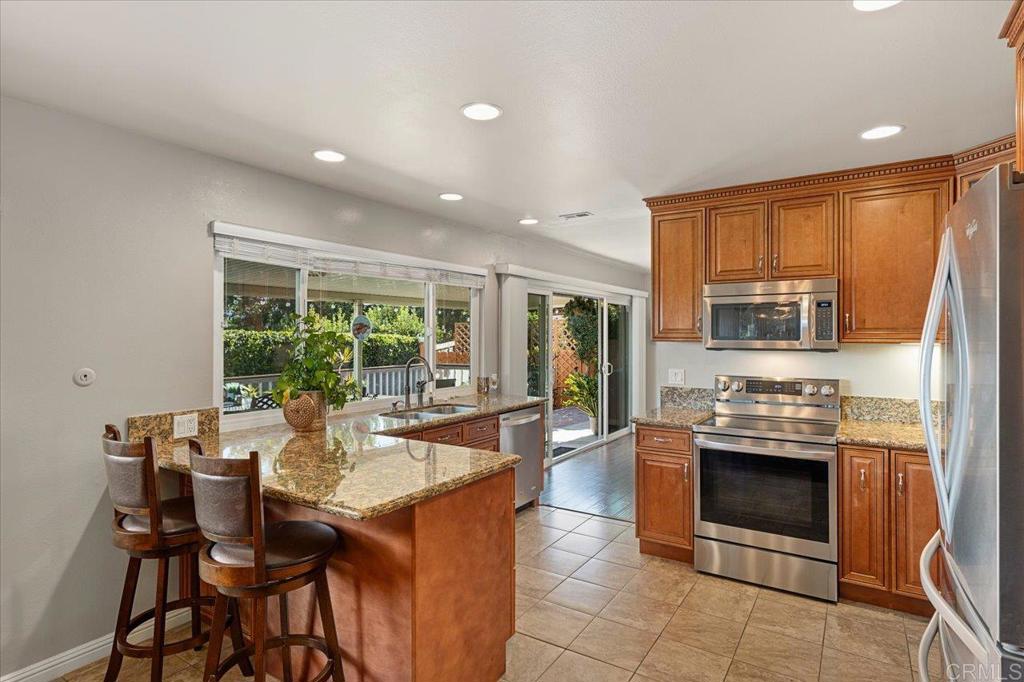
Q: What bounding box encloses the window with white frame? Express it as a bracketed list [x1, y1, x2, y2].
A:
[215, 226, 483, 416]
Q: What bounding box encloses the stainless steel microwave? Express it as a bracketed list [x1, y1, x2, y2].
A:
[702, 278, 839, 351]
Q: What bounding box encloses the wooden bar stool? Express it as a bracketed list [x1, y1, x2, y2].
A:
[100, 425, 249, 682]
[188, 441, 344, 682]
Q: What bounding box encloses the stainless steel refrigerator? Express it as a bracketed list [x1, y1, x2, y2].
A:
[917, 163, 1024, 681]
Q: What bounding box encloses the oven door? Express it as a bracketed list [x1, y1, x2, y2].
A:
[694, 433, 837, 562]
[703, 293, 811, 350]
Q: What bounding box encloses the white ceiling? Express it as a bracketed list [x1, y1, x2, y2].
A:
[0, 0, 1014, 270]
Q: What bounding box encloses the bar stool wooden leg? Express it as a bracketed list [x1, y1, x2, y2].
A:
[252, 596, 268, 682]
[104, 557, 142, 682]
[314, 573, 345, 682]
[203, 593, 228, 682]
[190, 552, 202, 651]
[228, 598, 254, 676]
[279, 593, 293, 682]
[150, 557, 170, 682]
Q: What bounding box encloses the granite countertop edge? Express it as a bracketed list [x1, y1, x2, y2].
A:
[632, 409, 927, 451]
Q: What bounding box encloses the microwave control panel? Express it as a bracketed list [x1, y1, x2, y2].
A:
[814, 300, 835, 341]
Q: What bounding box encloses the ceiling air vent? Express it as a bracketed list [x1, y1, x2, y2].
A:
[558, 211, 594, 220]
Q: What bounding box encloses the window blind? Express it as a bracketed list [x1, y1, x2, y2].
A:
[214, 235, 486, 289]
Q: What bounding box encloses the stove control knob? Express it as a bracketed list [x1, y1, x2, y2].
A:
[820, 385, 835, 397]
[804, 384, 819, 396]
[717, 379, 730, 391]
[731, 380, 744, 392]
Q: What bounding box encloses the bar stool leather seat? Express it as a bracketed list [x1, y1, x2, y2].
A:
[119, 496, 199, 535]
[206, 520, 336, 570]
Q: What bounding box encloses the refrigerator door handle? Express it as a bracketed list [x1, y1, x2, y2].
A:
[920, 531, 989, 662]
[917, 613, 940, 682]
[943, 243, 971, 522]
[919, 228, 953, 531]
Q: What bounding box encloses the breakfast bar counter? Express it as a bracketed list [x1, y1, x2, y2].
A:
[151, 398, 534, 682]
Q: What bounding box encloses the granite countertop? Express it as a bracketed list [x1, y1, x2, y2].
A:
[631, 407, 712, 429]
[837, 419, 928, 451]
[157, 394, 544, 521]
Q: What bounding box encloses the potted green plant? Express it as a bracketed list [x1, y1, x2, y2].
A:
[562, 371, 599, 434]
[272, 310, 359, 432]
[239, 384, 260, 410]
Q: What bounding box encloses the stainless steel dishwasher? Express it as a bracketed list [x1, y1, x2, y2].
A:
[499, 406, 545, 507]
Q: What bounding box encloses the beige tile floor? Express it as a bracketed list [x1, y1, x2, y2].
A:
[508, 505, 942, 682]
[63, 504, 940, 682]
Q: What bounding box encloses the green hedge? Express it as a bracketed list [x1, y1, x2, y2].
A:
[223, 329, 421, 377]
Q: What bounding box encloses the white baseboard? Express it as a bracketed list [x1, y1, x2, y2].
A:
[1, 611, 191, 682]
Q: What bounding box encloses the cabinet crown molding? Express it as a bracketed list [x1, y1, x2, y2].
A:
[952, 134, 1016, 166]
[643, 155, 955, 211]
[1000, 0, 1024, 48]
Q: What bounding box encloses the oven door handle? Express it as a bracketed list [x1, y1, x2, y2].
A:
[694, 435, 835, 462]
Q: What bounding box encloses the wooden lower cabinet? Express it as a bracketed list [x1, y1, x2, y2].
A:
[635, 426, 693, 556]
[840, 446, 889, 591]
[839, 445, 940, 611]
[636, 450, 693, 549]
[892, 450, 941, 598]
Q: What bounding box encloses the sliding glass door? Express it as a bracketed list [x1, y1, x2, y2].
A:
[528, 288, 632, 465]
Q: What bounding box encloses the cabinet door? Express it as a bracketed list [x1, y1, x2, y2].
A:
[707, 202, 767, 282]
[636, 450, 693, 549]
[893, 451, 940, 599]
[652, 210, 704, 340]
[840, 181, 949, 342]
[840, 446, 888, 591]
[769, 194, 837, 279]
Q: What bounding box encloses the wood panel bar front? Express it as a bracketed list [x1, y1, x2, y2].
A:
[233, 469, 514, 682]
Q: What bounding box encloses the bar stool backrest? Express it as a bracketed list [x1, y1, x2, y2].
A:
[101, 425, 163, 541]
[188, 443, 267, 583]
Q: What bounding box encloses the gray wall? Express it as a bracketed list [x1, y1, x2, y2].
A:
[0, 95, 645, 674]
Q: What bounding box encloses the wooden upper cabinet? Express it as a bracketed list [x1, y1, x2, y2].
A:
[652, 210, 704, 341]
[706, 202, 767, 282]
[769, 194, 837, 279]
[892, 451, 941, 599]
[840, 446, 888, 592]
[840, 180, 949, 342]
[1000, 0, 1024, 171]
[636, 450, 693, 549]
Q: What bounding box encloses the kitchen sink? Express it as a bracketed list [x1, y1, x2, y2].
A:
[382, 403, 478, 420]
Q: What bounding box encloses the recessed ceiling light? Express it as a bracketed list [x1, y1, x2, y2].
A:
[518, 218, 539, 226]
[312, 149, 346, 162]
[439, 192, 464, 201]
[852, 0, 902, 11]
[860, 124, 905, 140]
[461, 102, 503, 121]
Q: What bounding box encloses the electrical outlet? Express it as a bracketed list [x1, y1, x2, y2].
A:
[667, 368, 686, 385]
[173, 413, 198, 439]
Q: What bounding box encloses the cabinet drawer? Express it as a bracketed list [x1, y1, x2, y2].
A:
[636, 427, 691, 454]
[463, 417, 499, 443]
[470, 437, 500, 452]
[422, 423, 464, 445]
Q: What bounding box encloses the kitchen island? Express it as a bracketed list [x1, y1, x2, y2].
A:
[152, 395, 542, 682]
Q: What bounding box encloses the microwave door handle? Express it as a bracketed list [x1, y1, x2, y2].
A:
[918, 228, 953, 532]
[801, 294, 813, 349]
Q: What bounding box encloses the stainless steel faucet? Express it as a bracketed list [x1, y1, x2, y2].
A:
[403, 354, 435, 407]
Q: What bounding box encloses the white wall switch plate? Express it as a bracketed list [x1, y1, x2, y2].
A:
[173, 413, 199, 439]
[667, 368, 686, 385]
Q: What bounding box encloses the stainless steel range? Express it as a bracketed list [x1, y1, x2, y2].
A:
[692, 374, 840, 601]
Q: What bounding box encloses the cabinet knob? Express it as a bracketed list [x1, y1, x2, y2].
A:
[652, 437, 671, 444]
[897, 472, 905, 496]
[697, 314, 703, 333]
[772, 254, 779, 272]
[844, 313, 851, 335]
[683, 461, 690, 482]
[757, 255, 764, 273]
[859, 468, 867, 490]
